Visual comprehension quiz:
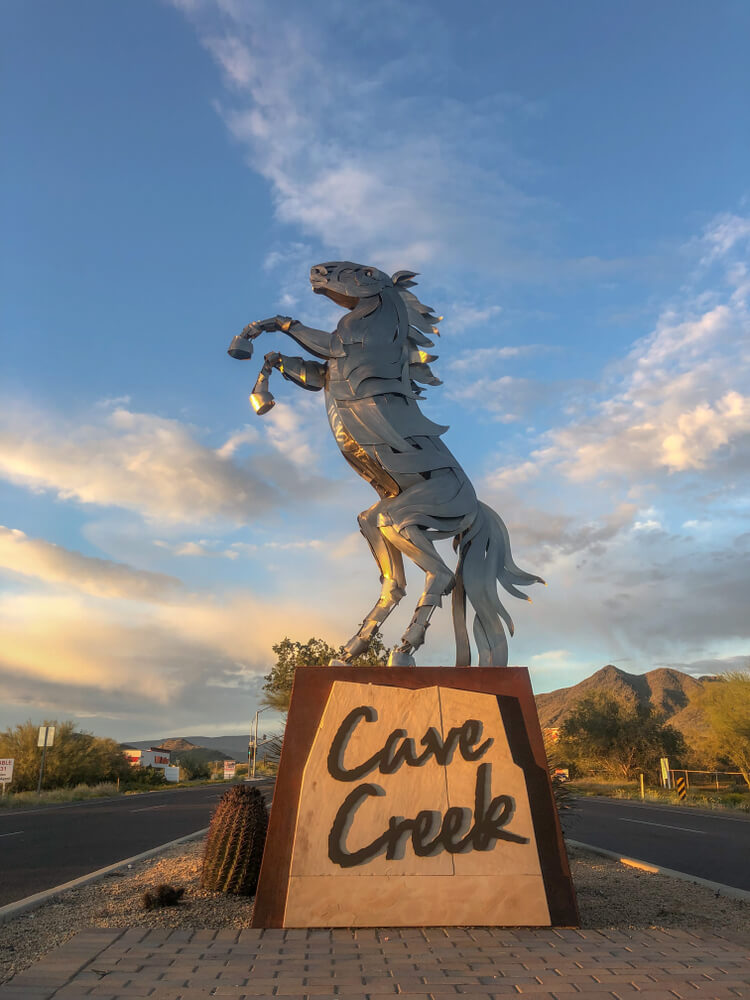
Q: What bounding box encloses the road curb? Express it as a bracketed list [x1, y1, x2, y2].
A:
[567, 838, 750, 903]
[0, 827, 208, 925]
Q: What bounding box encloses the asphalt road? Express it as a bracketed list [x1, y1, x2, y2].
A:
[0, 781, 274, 907]
[564, 795, 750, 891]
[2, 784, 747, 907]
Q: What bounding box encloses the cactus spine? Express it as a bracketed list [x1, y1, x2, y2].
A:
[201, 784, 268, 895]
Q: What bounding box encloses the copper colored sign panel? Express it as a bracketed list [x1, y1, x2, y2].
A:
[252, 666, 578, 928]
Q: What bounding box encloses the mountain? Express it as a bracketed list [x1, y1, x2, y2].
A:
[125, 734, 273, 761]
[535, 664, 713, 742]
[152, 738, 200, 752]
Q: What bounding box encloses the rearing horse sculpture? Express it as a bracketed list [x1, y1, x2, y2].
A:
[228, 262, 544, 666]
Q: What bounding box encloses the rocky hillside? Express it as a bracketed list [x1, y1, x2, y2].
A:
[535, 664, 717, 742]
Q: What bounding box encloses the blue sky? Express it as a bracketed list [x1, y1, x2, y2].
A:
[1, 0, 748, 740]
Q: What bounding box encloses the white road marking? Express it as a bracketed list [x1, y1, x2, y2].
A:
[130, 805, 170, 813]
[0, 831, 23, 838]
[621, 818, 708, 834]
[579, 798, 750, 823]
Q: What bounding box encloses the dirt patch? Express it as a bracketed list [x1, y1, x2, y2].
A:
[1, 839, 748, 984]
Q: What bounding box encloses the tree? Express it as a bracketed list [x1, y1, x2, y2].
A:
[697, 671, 750, 790]
[0, 720, 131, 792]
[179, 751, 212, 781]
[557, 693, 685, 780]
[261, 633, 391, 712]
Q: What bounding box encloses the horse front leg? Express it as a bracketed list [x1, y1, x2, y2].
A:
[244, 315, 334, 359]
[332, 502, 407, 665]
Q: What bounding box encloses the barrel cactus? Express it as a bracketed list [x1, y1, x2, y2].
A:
[201, 784, 268, 895]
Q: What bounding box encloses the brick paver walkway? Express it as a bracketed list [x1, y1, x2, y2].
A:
[1, 926, 748, 1000]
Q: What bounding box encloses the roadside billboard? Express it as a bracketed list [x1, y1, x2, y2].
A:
[224, 760, 237, 780]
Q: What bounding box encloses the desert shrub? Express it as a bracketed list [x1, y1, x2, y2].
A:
[0, 720, 131, 792]
[201, 784, 268, 895]
[557, 693, 685, 780]
[179, 752, 212, 780]
[124, 765, 168, 789]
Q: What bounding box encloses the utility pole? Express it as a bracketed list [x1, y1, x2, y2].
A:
[251, 707, 270, 780]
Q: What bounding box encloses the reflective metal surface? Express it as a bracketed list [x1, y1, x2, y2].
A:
[227, 262, 544, 666]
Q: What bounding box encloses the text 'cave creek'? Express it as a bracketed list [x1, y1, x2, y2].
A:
[325, 705, 529, 868]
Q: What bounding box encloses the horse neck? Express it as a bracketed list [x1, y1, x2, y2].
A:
[336, 288, 406, 347]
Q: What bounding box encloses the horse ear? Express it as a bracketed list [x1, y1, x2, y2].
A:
[392, 270, 419, 288]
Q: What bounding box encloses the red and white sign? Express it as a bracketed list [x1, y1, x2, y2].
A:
[223, 760, 237, 779]
[0, 758, 14, 784]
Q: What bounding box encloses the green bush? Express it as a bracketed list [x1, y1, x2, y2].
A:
[179, 752, 212, 781]
[123, 765, 168, 789]
[201, 784, 268, 895]
[0, 720, 131, 792]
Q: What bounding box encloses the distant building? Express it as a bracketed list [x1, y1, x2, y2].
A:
[122, 746, 179, 782]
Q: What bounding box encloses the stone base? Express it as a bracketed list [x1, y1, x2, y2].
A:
[252, 666, 578, 928]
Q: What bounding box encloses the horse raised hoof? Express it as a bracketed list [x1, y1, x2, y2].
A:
[387, 648, 416, 667]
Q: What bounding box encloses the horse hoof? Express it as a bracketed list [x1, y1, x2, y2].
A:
[387, 649, 416, 667]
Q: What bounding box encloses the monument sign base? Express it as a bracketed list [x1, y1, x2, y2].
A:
[252, 666, 578, 928]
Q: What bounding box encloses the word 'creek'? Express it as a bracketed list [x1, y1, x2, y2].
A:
[325, 706, 529, 869]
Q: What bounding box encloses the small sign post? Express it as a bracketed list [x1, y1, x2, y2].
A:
[0, 758, 13, 796]
[223, 760, 236, 780]
[675, 774, 688, 801]
[659, 757, 671, 789]
[37, 726, 55, 794]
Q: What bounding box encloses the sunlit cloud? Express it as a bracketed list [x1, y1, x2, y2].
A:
[0, 405, 276, 524]
[487, 213, 750, 486]
[0, 526, 183, 600]
[171, 0, 549, 275]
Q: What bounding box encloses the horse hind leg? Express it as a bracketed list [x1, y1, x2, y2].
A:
[379, 521, 455, 666]
[336, 502, 407, 663]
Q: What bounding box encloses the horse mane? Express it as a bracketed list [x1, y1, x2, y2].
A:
[391, 271, 443, 398]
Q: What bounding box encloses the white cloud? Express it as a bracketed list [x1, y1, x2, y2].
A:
[171, 1, 545, 273]
[632, 519, 662, 533]
[448, 344, 545, 372]
[215, 425, 259, 459]
[443, 305, 503, 336]
[0, 402, 340, 526]
[530, 649, 573, 666]
[0, 405, 277, 524]
[449, 374, 552, 424]
[0, 582, 342, 730]
[698, 212, 750, 264]
[0, 526, 183, 601]
[489, 214, 750, 486]
[153, 539, 238, 559]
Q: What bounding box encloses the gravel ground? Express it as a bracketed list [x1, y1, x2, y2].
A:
[1, 840, 748, 985]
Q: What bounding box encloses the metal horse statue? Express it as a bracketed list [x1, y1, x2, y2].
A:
[227, 262, 544, 667]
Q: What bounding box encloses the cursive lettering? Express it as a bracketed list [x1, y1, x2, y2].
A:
[327, 705, 494, 782]
[327, 762, 528, 868]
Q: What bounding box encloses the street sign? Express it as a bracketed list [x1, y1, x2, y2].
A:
[37, 726, 55, 793]
[224, 760, 237, 780]
[659, 757, 671, 788]
[675, 774, 687, 801]
[0, 758, 13, 794]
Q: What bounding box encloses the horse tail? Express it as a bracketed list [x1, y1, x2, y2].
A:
[452, 501, 545, 666]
